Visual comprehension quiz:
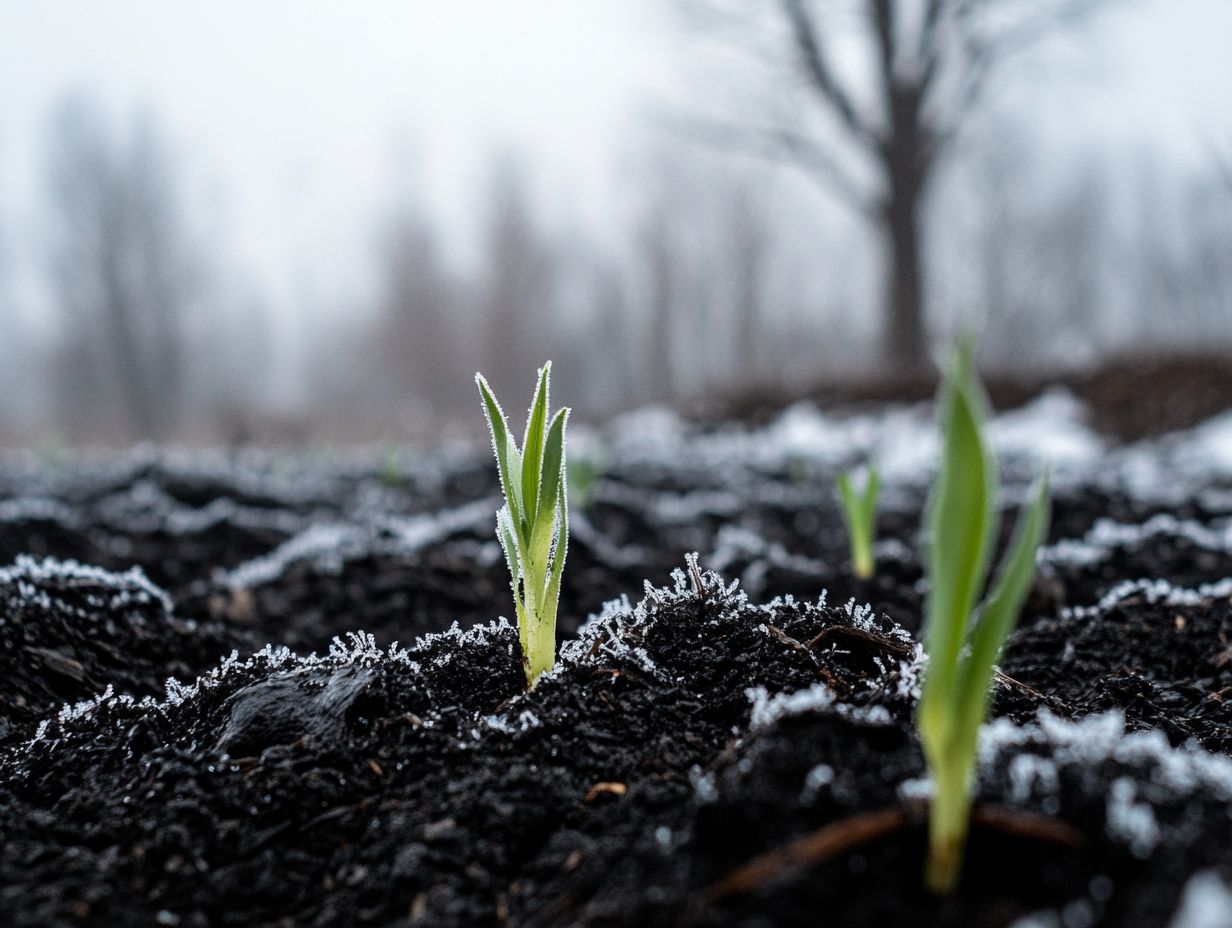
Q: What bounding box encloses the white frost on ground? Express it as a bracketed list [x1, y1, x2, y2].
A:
[979, 711, 1232, 860]
[1170, 871, 1232, 928]
[222, 498, 492, 590]
[1062, 577, 1232, 620]
[798, 762, 835, 804]
[745, 683, 893, 731]
[606, 391, 1097, 486]
[0, 554, 172, 614]
[988, 390, 1104, 468]
[1175, 411, 1232, 477]
[708, 523, 830, 598]
[1041, 514, 1232, 572]
[11, 618, 526, 758]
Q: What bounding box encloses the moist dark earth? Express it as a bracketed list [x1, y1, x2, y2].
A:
[3, 389, 1232, 927]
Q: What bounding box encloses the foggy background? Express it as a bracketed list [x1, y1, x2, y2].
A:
[0, 0, 1229, 446]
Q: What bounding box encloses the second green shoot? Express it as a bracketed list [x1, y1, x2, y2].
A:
[916, 344, 1050, 894]
[836, 466, 880, 579]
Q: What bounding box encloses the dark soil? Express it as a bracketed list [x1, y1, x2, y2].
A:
[1, 395, 1231, 926]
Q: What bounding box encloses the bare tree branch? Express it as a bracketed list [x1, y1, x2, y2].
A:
[676, 0, 1120, 366]
[665, 112, 880, 218]
[781, 0, 880, 152]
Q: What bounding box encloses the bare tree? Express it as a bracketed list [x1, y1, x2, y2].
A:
[374, 199, 467, 420]
[1130, 158, 1232, 352]
[718, 171, 775, 386]
[45, 98, 197, 440]
[635, 175, 691, 402]
[476, 157, 562, 398]
[678, 0, 1114, 368]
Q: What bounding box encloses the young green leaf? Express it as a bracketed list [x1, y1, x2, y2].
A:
[520, 365, 550, 526]
[917, 345, 1051, 895]
[836, 465, 880, 579]
[476, 363, 570, 688]
[954, 470, 1051, 737]
[477, 375, 524, 536]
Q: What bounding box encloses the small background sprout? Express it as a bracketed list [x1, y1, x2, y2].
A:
[917, 344, 1051, 895]
[566, 437, 607, 514]
[836, 465, 880, 579]
[476, 362, 570, 688]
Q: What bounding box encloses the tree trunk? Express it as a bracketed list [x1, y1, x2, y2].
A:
[882, 181, 927, 370]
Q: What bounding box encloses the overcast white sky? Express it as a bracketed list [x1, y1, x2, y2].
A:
[1, 0, 1229, 348]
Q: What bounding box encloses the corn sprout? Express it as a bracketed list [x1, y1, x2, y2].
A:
[476, 362, 570, 688]
[917, 344, 1050, 894]
[836, 466, 880, 579]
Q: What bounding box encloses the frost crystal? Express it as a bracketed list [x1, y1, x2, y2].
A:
[1169, 871, 1232, 928]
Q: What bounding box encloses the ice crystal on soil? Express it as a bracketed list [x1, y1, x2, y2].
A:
[980, 711, 1232, 857]
[222, 499, 492, 590]
[746, 683, 894, 731]
[1169, 871, 1232, 928]
[0, 554, 172, 613]
[1062, 577, 1232, 619]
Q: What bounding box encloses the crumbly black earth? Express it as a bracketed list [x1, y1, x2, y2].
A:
[1003, 595, 1232, 751]
[2, 449, 1224, 653]
[2, 563, 1232, 928]
[0, 558, 240, 744]
[1, 440, 1231, 927]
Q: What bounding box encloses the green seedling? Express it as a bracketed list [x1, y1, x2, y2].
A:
[836, 465, 880, 579]
[379, 444, 405, 488]
[917, 343, 1050, 895]
[567, 442, 606, 513]
[476, 362, 570, 688]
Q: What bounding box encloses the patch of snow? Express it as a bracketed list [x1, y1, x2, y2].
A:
[689, 764, 718, 803]
[979, 711, 1232, 860]
[799, 763, 835, 804]
[223, 499, 491, 590]
[989, 390, 1103, 469]
[1107, 776, 1159, 859]
[747, 683, 836, 730]
[1063, 577, 1232, 619]
[1180, 411, 1232, 476]
[1170, 871, 1232, 928]
[897, 776, 934, 802]
[746, 682, 892, 731]
[0, 555, 172, 614]
[1009, 912, 1061, 928]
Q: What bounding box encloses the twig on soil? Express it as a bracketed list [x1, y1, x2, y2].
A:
[686, 552, 708, 603]
[764, 623, 843, 690]
[701, 807, 906, 903]
[702, 802, 1085, 904]
[970, 805, 1086, 849]
[805, 624, 1051, 704]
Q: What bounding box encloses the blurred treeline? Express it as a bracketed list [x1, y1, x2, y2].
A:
[0, 87, 1230, 446]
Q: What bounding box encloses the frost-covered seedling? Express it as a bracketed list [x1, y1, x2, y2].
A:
[476, 362, 569, 688]
[917, 344, 1051, 894]
[836, 465, 879, 579]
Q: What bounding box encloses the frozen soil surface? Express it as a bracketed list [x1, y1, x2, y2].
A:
[2, 391, 1232, 926]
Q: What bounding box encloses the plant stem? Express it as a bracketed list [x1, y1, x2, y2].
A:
[853, 540, 874, 580]
[925, 763, 971, 894]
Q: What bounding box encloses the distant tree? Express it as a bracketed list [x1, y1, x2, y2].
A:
[965, 131, 1109, 369]
[1132, 160, 1232, 351]
[476, 157, 562, 398]
[375, 199, 467, 420]
[45, 98, 197, 440]
[635, 174, 691, 402]
[582, 258, 639, 413]
[677, 0, 1115, 368]
[718, 171, 775, 386]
